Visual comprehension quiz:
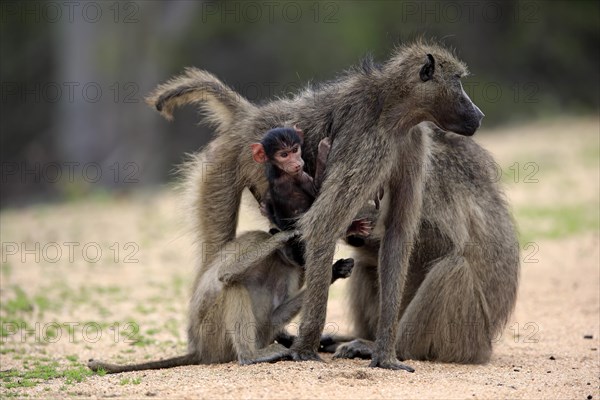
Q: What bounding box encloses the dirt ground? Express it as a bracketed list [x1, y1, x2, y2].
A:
[1, 118, 598, 399]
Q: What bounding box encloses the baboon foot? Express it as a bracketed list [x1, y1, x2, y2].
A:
[280, 333, 348, 353]
[274, 331, 296, 348]
[290, 349, 324, 362]
[318, 334, 355, 353]
[333, 339, 374, 359]
[240, 344, 292, 365]
[369, 356, 414, 372]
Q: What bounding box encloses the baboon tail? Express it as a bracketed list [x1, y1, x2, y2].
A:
[146, 67, 255, 130]
[87, 353, 197, 374]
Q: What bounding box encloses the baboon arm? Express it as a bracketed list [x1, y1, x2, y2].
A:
[314, 137, 332, 189]
[292, 129, 395, 358]
[218, 230, 298, 285]
[271, 290, 304, 328]
[371, 131, 425, 371]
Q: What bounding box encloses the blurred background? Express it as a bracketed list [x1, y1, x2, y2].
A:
[1, 0, 599, 206]
[0, 3, 598, 396]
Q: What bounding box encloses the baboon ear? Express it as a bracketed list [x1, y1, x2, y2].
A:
[251, 143, 268, 163]
[420, 54, 435, 82]
[293, 124, 304, 141]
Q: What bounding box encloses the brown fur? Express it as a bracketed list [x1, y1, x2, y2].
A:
[147, 40, 519, 368]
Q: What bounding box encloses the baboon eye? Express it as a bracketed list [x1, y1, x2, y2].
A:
[280, 152, 288, 158]
[291, 146, 299, 153]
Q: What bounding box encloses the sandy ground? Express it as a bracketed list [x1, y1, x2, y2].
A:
[1, 118, 599, 399]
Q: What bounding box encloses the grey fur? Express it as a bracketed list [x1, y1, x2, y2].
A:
[147, 40, 519, 368]
[89, 230, 307, 373]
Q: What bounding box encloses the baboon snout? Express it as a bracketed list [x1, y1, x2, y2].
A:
[474, 103, 485, 126]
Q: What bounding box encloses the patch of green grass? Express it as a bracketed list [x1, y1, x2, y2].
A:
[164, 318, 181, 339]
[131, 335, 156, 347]
[0, 360, 99, 389]
[145, 328, 160, 336]
[65, 355, 78, 363]
[1, 262, 12, 279]
[63, 365, 94, 384]
[0, 317, 28, 337]
[33, 295, 59, 315]
[516, 203, 600, 244]
[119, 377, 142, 385]
[172, 275, 185, 296]
[135, 304, 156, 315]
[2, 286, 34, 314]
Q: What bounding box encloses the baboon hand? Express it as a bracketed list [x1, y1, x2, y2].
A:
[259, 201, 269, 217]
[274, 229, 301, 243]
[374, 186, 384, 210]
[317, 137, 332, 163]
[331, 258, 354, 281]
[346, 218, 372, 237]
[369, 356, 415, 372]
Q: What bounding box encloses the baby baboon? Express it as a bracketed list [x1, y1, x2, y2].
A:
[252, 126, 370, 263]
[147, 40, 519, 369]
[88, 230, 354, 373]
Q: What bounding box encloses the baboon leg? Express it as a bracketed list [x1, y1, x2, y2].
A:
[396, 253, 492, 364]
[370, 133, 425, 371]
[223, 286, 261, 364]
[217, 230, 298, 284]
[347, 261, 379, 340]
[271, 292, 304, 328]
[333, 339, 375, 360]
[293, 133, 391, 361]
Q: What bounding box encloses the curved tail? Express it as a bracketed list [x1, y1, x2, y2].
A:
[88, 353, 197, 374]
[146, 67, 255, 130]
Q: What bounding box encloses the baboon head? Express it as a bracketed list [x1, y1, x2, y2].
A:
[383, 41, 484, 136]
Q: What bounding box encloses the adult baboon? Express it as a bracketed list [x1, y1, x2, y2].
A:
[88, 230, 355, 373]
[147, 41, 519, 369]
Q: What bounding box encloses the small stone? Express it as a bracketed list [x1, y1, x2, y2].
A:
[513, 369, 520, 372]
[546, 371, 551, 373]
[145, 392, 156, 397]
[549, 356, 555, 360]
[583, 334, 593, 339]
[587, 395, 592, 400]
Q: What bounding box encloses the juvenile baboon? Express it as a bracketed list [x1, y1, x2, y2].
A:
[147, 40, 519, 369]
[88, 230, 354, 373]
[252, 126, 371, 263]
